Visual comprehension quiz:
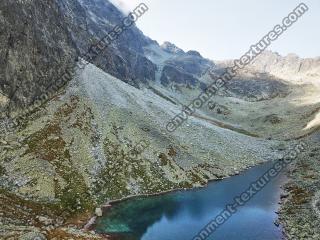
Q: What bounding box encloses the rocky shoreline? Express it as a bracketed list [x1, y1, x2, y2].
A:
[1, 137, 319, 240]
[0, 163, 252, 239]
[85, 140, 320, 240]
[84, 160, 286, 237]
[279, 137, 320, 239]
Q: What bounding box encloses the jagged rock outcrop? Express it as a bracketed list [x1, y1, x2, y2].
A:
[0, 0, 78, 113]
[249, 51, 320, 82]
[217, 50, 320, 84]
[160, 65, 200, 88]
[165, 51, 214, 77]
[225, 76, 290, 101]
[144, 41, 214, 90]
[161, 41, 184, 55]
[0, 0, 156, 115]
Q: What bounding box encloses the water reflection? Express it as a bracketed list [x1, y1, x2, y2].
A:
[95, 162, 285, 240]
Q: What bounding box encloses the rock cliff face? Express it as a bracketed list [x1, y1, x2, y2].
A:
[144, 41, 215, 92]
[217, 50, 320, 84]
[249, 51, 320, 82]
[211, 50, 320, 101]
[0, 0, 156, 114]
[0, 0, 78, 112]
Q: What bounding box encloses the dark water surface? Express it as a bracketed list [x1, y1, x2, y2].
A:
[95, 162, 285, 240]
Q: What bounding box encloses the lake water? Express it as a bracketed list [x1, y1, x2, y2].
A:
[95, 161, 285, 240]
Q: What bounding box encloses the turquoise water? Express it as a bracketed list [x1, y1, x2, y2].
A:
[95, 162, 285, 240]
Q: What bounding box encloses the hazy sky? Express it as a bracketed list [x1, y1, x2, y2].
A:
[111, 0, 319, 60]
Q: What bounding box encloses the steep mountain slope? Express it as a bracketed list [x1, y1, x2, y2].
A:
[0, 0, 155, 114]
[0, 0, 78, 112]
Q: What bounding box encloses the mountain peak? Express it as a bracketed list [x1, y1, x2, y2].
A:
[285, 53, 300, 59]
[186, 50, 202, 58]
[161, 41, 184, 54]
